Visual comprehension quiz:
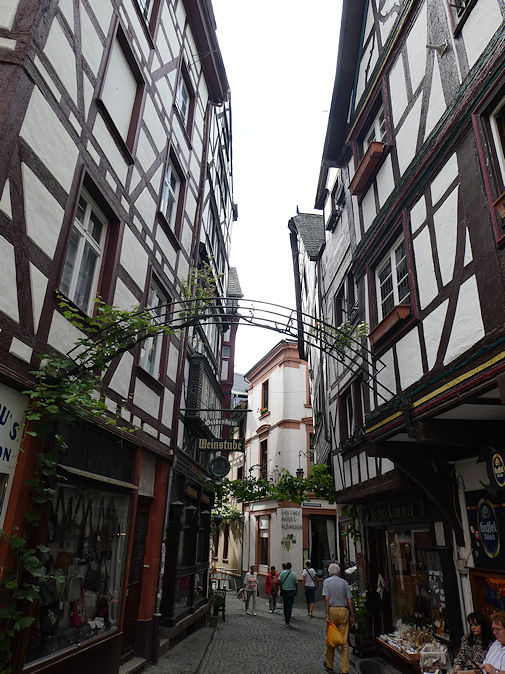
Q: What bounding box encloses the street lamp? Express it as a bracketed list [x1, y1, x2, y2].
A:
[296, 466, 304, 480]
[297, 449, 312, 480]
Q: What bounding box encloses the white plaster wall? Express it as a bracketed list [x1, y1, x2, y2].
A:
[413, 226, 438, 309]
[80, 6, 103, 76]
[87, 0, 113, 34]
[47, 311, 85, 354]
[44, 19, 77, 105]
[368, 456, 377, 480]
[133, 377, 160, 416]
[166, 343, 179, 382]
[396, 327, 424, 390]
[136, 128, 157, 172]
[59, 0, 73, 30]
[0, 236, 19, 322]
[431, 153, 458, 206]
[396, 96, 422, 177]
[424, 57, 446, 141]
[376, 154, 395, 209]
[344, 459, 351, 489]
[406, 1, 427, 94]
[0, 0, 20, 29]
[389, 54, 408, 129]
[91, 115, 128, 184]
[464, 228, 473, 266]
[0, 180, 11, 218]
[29, 264, 48, 333]
[375, 348, 396, 402]
[143, 97, 167, 153]
[109, 352, 134, 398]
[20, 87, 78, 192]
[444, 275, 484, 365]
[423, 299, 448, 370]
[120, 226, 148, 291]
[361, 184, 377, 231]
[113, 277, 139, 310]
[135, 179, 159, 230]
[161, 389, 174, 429]
[379, 0, 400, 44]
[462, 0, 503, 70]
[434, 187, 458, 287]
[22, 164, 64, 258]
[457, 457, 488, 492]
[410, 195, 427, 234]
[359, 451, 368, 482]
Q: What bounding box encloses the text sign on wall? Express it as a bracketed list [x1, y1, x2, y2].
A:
[0, 383, 28, 527]
[197, 438, 245, 452]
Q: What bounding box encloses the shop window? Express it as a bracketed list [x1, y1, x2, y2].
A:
[26, 482, 131, 663]
[258, 515, 269, 566]
[386, 529, 437, 630]
[376, 237, 411, 321]
[139, 279, 170, 379]
[97, 26, 144, 160]
[60, 189, 110, 315]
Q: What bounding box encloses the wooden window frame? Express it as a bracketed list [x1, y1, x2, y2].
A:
[447, 0, 480, 37]
[157, 150, 186, 242]
[175, 62, 195, 137]
[257, 515, 270, 568]
[96, 23, 145, 164]
[138, 277, 171, 381]
[59, 174, 119, 315]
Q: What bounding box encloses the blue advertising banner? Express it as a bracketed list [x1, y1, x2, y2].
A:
[466, 490, 505, 569]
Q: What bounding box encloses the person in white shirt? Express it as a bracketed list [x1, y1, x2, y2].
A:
[482, 612, 505, 674]
[302, 559, 319, 617]
[242, 564, 259, 616]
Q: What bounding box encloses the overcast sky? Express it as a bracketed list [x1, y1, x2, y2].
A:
[211, 0, 343, 374]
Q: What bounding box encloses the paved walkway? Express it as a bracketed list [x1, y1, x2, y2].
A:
[143, 594, 401, 674]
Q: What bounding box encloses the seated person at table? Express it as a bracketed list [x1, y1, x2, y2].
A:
[482, 611, 505, 674]
[453, 612, 492, 674]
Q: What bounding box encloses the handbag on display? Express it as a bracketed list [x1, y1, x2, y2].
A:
[83, 559, 101, 593]
[68, 577, 88, 627]
[49, 489, 65, 544]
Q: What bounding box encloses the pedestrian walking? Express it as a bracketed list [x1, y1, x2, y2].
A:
[265, 565, 279, 613]
[278, 562, 298, 627]
[322, 562, 355, 674]
[242, 564, 259, 615]
[302, 559, 319, 617]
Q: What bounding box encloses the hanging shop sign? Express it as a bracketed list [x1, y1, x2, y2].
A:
[209, 456, 231, 478]
[477, 499, 500, 559]
[363, 497, 432, 526]
[467, 490, 505, 569]
[197, 437, 245, 452]
[491, 452, 505, 488]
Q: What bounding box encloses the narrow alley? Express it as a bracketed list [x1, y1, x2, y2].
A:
[142, 594, 399, 674]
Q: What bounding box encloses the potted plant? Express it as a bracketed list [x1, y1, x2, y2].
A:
[208, 590, 225, 626]
[349, 590, 376, 656]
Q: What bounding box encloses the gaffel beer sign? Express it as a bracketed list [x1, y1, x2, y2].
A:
[197, 438, 245, 452]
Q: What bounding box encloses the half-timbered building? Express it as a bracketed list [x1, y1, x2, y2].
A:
[296, 0, 505, 653]
[0, 0, 236, 671]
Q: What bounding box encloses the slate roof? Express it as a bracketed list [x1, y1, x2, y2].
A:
[232, 372, 249, 394]
[289, 213, 325, 261]
[227, 267, 243, 297]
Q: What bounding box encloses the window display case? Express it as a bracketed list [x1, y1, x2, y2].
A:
[26, 482, 131, 663]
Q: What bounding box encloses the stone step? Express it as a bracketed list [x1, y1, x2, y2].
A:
[118, 656, 147, 674]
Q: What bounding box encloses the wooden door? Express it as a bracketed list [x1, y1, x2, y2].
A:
[122, 498, 150, 655]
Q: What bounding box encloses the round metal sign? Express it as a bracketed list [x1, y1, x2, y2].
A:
[209, 456, 231, 478]
[492, 453, 505, 488]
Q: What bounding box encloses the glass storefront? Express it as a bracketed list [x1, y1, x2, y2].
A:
[386, 528, 434, 629]
[26, 481, 131, 663]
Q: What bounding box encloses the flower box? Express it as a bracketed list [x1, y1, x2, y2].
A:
[369, 304, 411, 347]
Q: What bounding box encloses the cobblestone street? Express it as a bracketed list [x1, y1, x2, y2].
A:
[144, 593, 397, 674]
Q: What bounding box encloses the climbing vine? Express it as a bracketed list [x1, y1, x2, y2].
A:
[0, 263, 220, 672]
[203, 463, 336, 507]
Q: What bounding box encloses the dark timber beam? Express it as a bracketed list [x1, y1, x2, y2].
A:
[413, 419, 505, 446]
[394, 458, 465, 546]
[367, 441, 478, 461]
